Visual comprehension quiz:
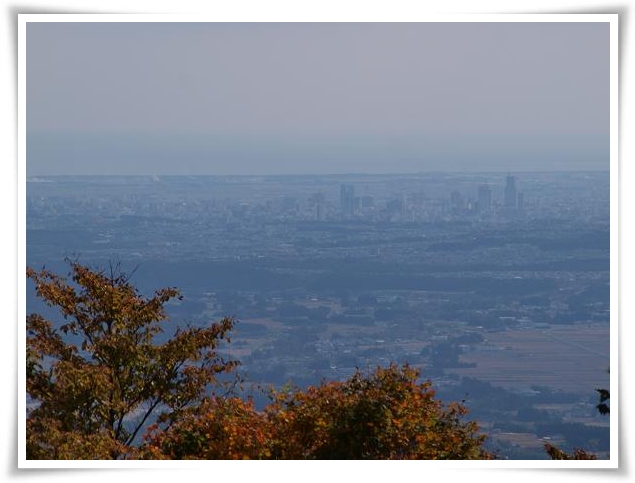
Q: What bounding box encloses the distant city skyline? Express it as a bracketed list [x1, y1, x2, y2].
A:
[26, 21, 610, 176]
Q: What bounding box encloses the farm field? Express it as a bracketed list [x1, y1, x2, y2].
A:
[451, 323, 610, 395]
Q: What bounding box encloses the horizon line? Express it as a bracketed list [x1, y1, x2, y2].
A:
[26, 169, 611, 178]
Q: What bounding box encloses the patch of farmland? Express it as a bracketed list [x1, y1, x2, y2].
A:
[449, 323, 610, 394]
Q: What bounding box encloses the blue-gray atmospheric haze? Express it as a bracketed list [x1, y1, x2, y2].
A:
[26, 22, 610, 176]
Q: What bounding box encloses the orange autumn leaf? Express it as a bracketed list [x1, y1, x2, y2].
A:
[26, 260, 238, 460]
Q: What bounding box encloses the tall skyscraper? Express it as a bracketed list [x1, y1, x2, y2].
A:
[504, 175, 517, 209]
[450, 191, 463, 212]
[314, 192, 326, 221]
[340, 184, 355, 217]
[477, 184, 491, 212]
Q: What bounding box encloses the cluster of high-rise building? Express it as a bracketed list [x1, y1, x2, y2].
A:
[336, 175, 524, 220]
[503, 175, 524, 212]
[337, 184, 378, 219]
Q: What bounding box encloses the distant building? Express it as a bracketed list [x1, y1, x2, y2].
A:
[450, 191, 463, 212]
[313, 192, 326, 221]
[316, 203, 325, 221]
[504, 175, 517, 209]
[353, 196, 361, 213]
[340, 184, 355, 217]
[477, 184, 491, 213]
[517, 191, 524, 210]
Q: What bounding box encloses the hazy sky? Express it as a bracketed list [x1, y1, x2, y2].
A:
[26, 21, 610, 175]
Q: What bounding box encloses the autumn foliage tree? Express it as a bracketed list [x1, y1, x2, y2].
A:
[268, 364, 491, 459]
[141, 364, 492, 460]
[544, 443, 597, 460]
[26, 261, 237, 459]
[140, 396, 270, 459]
